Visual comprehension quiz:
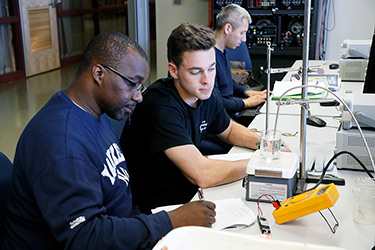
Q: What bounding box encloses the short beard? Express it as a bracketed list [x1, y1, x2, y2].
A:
[102, 104, 129, 121]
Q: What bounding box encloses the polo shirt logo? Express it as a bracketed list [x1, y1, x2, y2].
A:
[200, 120, 208, 133]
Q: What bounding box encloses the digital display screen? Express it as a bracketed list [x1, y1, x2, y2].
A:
[316, 186, 328, 196]
[264, 28, 276, 35]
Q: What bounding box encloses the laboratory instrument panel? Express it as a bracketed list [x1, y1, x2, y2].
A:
[212, 0, 319, 53]
[214, 0, 306, 10]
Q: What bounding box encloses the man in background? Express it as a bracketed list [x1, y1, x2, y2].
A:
[214, 4, 267, 125]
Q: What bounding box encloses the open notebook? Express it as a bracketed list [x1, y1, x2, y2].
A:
[152, 198, 256, 230]
[271, 80, 329, 100]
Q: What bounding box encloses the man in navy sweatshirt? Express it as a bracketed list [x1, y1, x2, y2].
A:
[2, 32, 215, 250]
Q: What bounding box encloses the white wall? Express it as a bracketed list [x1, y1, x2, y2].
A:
[155, 0, 209, 79]
[324, 0, 375, 60]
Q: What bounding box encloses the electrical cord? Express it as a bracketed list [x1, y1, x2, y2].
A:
[319, 0, 336, 60]
[324, 0, 336, 32]
[257, 194, 280, 216]
[318, 0, 326, 60]
[305, 150, 375, 192]
[256, 194, 280, 235]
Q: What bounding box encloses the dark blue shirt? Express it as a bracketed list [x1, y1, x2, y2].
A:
[215, 47, 248, 114]
[3, 90, 172, 249]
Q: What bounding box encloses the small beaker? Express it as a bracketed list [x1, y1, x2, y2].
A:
[260, 129, 282, 161]
[352, 177, 375, 224]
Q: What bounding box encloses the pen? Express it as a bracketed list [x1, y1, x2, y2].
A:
[198, 188, 205, 201]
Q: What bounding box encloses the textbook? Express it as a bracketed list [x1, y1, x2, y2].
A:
[152, 198, 256, 230]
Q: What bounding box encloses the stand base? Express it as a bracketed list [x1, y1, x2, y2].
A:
[306, 174, 346, 185]
[294, 178, 307, 195]
[293, 175, 345, 195]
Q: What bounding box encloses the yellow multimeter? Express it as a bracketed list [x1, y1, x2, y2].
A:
[272, 183, 339, 224]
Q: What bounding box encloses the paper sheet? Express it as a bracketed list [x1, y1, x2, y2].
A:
[211, 198, 256, 230]
[207, 152, 253, 161]
[152, 198, 256, 230]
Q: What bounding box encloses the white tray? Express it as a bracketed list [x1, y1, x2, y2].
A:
[153, 226, 347, 250]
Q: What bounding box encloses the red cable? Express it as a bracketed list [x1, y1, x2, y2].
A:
[257, 194, 276, 215]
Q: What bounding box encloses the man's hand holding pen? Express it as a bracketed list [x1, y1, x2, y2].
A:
[198, 188, 205, 201]
[167, 196, 216, 228]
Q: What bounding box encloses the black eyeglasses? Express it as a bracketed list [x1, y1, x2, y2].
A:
[101, 64, 146, 93]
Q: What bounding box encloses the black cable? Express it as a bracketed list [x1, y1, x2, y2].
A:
[305, 150, 375, 192]
[324, 0, 335, 57]
[320, 0, 336, 60]
[320, 0, 327, 60]
[320, 0, 328, 60]
[324, 0, 336, 32]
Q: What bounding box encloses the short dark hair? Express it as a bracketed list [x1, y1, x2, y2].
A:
[76, 32, 147, 77]
[167, 23, 216, 68]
